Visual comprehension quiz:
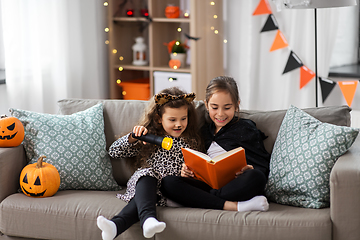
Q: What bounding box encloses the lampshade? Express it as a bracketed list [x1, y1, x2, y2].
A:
[278, 0, 357, 9]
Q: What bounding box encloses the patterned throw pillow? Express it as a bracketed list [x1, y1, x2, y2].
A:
[11, 104, 120, 191]
[265, 105, 359, 208]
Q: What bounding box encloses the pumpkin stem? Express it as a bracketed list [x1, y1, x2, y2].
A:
[0, 115, 7, 119]
[36, 156, 46, 168]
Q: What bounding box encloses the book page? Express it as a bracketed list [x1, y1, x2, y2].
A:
[212, 146, 244, 163]
[183, 148, 211, 161]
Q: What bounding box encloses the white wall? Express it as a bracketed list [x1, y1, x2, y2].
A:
[0, 2, 9, 115]
[0, 2, 4, 69]
[0, 0, 109, 115]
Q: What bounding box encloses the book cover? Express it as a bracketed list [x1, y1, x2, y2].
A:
[181, 146, 247, 189]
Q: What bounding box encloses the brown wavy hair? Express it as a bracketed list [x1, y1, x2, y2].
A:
[132, 87, 201, 169]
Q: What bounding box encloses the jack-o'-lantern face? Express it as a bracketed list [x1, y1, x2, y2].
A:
[0, 115, 25, 147]
[21, 173, 47, 197]
[20, 156, 60, 198]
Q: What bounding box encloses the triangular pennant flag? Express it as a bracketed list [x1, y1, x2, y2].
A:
[319, 77, 336, 103]
[253, 0, 272, 15]
[338, 80, 358, 107]
[283, 51, 303, 74]
[270, 30, 288, 52]
[300, 66, 315, 89]
[261, 14, 279, 32]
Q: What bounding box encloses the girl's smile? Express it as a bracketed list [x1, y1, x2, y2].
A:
[206, 91, 239, 134]
[160, 106, 188, 138]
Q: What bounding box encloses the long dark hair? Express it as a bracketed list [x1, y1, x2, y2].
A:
[133, 87, 201, 168]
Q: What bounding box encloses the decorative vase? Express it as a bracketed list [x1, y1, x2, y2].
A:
[132, 37, 147, 66]
[170, 53, 186, 68]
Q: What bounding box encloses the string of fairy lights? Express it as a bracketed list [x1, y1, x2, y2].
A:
[103, 1, 226, 96]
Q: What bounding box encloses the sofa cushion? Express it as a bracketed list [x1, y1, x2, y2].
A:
[0, 190, 331, 240]
[265, 105, 359, 208]
[239, 105, 352, 154]
[10, 104, 120, 191]
[157, 203, 331, 240]
[0, 190, 145, 240]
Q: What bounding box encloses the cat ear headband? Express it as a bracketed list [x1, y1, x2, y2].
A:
[154, 92, 196, 106]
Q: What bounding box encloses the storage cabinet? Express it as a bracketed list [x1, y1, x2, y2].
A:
[107, 0, 223, 100]
[154, 71, 192, 94]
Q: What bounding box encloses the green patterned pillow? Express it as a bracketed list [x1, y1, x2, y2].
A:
[10, 104, 120, 191]
[265, 105, 359, 208]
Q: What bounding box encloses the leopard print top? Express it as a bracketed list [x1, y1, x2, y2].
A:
[109, 133, 189, 206]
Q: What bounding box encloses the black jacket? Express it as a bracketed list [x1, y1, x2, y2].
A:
[201, 116, 271, 177]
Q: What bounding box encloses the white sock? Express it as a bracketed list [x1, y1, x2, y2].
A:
[97, 216, 117, 240]
[237, 196, 269, 212]
[142, 217, 166, 238]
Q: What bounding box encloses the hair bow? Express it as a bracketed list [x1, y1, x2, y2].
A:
[154, 92, 196, 106]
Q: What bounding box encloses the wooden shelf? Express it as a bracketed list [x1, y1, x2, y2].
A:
[113, 17, 148, 22]
[107, 0, 224, 100]
[115, 64, 150, 71]
[152, 18, 190, 23]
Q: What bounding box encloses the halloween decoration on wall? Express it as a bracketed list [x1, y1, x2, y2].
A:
[20, 156, 60, 198]
[0, 115, 25, 148]
[253, 0, 359, 106]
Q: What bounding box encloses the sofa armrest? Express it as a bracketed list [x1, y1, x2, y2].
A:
[0, 145, 27, 202]
[330, 136, 360, 240]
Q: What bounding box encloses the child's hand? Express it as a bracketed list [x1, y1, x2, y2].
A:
[235, 165, 254, 178]
[129, 126, 148, 144]
[181, 163, 194, 178]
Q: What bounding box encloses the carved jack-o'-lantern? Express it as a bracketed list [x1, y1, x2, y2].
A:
[169, 59, 181, 69]
[165, 5, 180, 18]
[0, 115, 25, 147]
[20, 156, 60, 198]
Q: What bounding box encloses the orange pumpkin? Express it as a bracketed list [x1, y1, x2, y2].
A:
[20, 156, 60, 198]
[0, 115, 25, 147]
[169, 59, 181, 69]
[165, 5, 180, 18]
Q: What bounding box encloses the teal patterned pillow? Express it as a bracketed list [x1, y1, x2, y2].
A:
[11, 104, 120, 191]
[265, 105, 359, 208]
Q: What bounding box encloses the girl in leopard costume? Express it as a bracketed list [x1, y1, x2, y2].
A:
[97, 87, 201, 240]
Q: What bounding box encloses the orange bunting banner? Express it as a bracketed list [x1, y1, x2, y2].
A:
[270, 30, 288, 52]
[253, 0, 272, 15]
[253, 0, 359, 106]
[300, 66, 315, 89]
[338, 81, 358, 107]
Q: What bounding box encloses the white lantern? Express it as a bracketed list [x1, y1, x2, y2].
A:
[132, 37, 148, 66]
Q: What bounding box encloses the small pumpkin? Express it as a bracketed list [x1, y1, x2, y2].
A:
[169, 59, 181, 69]
[0, 115, 25, 147]
[165, 5, 180, 18]
[20, 156, 60, 198]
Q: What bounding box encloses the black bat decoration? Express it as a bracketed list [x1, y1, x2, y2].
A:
[185, 33, 200, 41]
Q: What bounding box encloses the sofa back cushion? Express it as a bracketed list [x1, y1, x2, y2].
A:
[239, 105, 351, 154]
[58, 99, 149, 185]
[58, 99, 351, 185]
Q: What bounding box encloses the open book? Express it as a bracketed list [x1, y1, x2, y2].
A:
[182, 146, 247, 189]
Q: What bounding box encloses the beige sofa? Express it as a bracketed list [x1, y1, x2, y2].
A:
[0, 99, 359, 240]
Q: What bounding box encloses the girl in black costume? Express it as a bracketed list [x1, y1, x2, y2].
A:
[161, 76, 271, 212]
